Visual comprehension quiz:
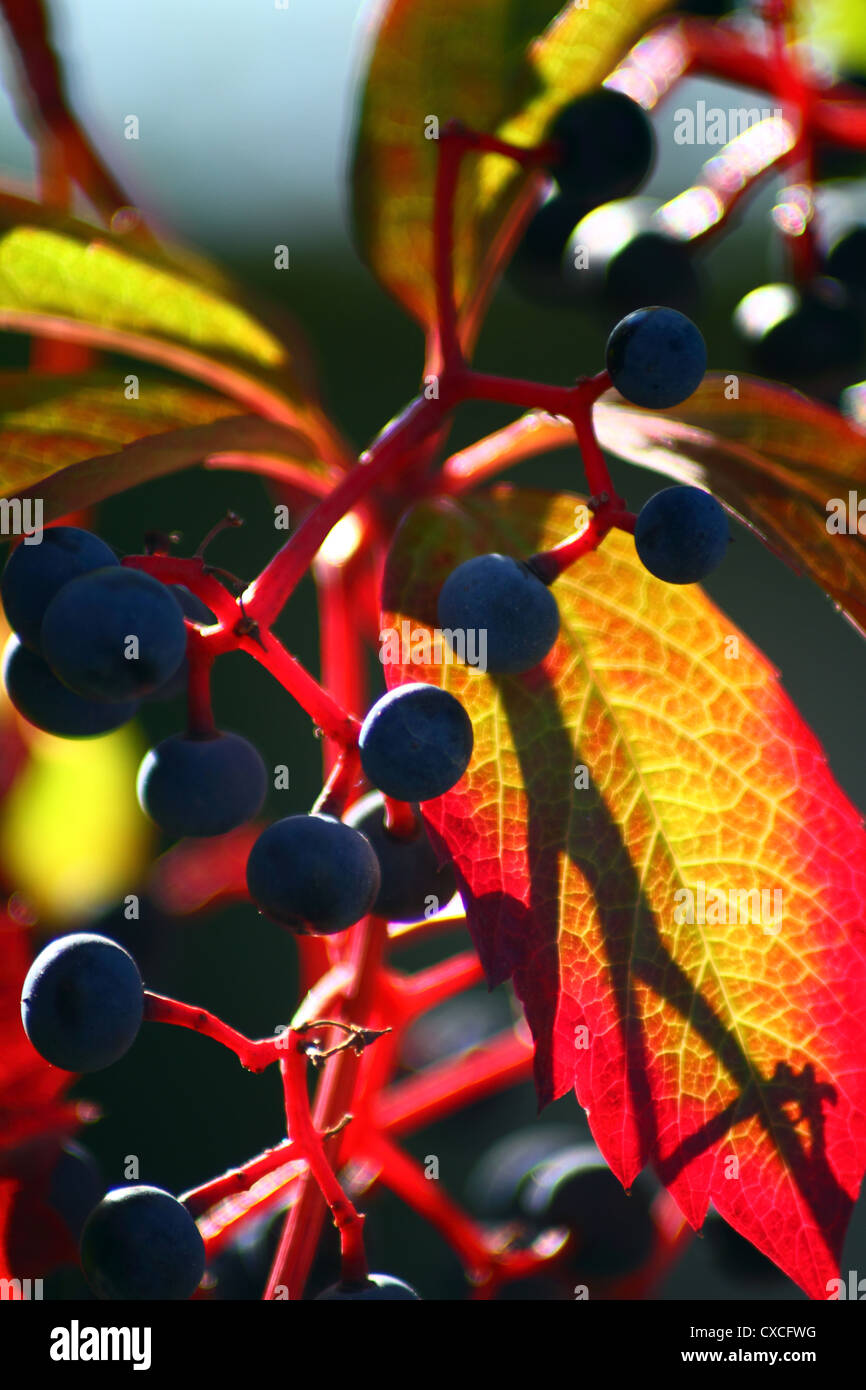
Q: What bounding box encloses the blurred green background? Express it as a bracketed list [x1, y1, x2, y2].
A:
[1, 0, 864, 1300]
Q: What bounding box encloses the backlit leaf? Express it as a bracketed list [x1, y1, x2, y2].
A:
[350, 0, 670, 335]
[445, 375, 866, 635]
[381, 487, 866, 1298]
[0, 196, 347, 464]
[0, 374, 330, 520]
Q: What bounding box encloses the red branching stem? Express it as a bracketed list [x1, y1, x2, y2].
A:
[382, 796, 419, 839]
[280, 1038, 368, 1285]
[228, 624, 360, 748]
[142, 992, 280, 1072]
[311, 746, 364, 818]
[432, 121, 557, 372]
[397, 951, 485, 1009]
[186, 631, 217, 738]
[0, 0, 147, 229]
[434, 124, 466, 374]
[181, 1140, 302, 1219]
[121, 554, 238, 628]
[196, 1163, 305, 1261]
[264, 918, 389, 1299]
[570, 373, 618, 499]
[244, 396, 442, 629]
[374, 1028, 534, 1137]
[528, 511, 613, 585]
[357, 1128, 495, 1272]
[313, 555, 370, 778]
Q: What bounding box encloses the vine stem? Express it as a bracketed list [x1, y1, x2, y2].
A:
[181, 1140, 301, 1219]
[186, 631, 217, 737]
[264, 918, 389, 1299]
[280, 1039, 369, 1286]
[142, 992, 281, 1071]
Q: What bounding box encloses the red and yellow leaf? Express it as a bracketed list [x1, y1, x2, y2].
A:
[350, 0, 670, 337]
[0, 195, 349, 467]
[381, 487, 866, 1299]
[445, 375, 866, 635]
[0, 373, 332, 519]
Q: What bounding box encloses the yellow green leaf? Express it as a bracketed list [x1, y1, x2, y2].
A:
[350, 0, 670, 335]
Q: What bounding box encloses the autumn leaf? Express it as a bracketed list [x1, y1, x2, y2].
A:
[444, 374, 866, 636]
[350, 0, 670, 339]
[0, 373, 334, 520]
[0, 195, 349, 467]
[381, 487, 866, 1299]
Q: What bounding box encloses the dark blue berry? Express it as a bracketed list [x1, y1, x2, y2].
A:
[315, 1273, 421, 1300]
[437, 553, 560, 675]
[734, 279, 863, 384]
[80, 1185, 205, 1300]
[520, 1145, 657, 1278]
[246, 813, 381, 934]
[0, 527, 118, 652]
[465, 1125, 589, 1221]
[2, 635, 139, 738]
[21, 932, 144, 1072]
[634, 484, 730, 584]
[47, 1142, 105, 1242]
[508, 192, 591, 304]
[547, 88, 655, 206]
[136, 731, 268, 838]
[606, 306, 707, 409]
[343, 792, 456, 922]
[359, 684, 473, 802]
[40, 567, 187, 701]
[566, 200, 699, 314]
[144, 585, 217, 702]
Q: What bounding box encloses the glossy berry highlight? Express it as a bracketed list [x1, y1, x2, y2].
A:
[606, 306, 707, 409]
[0, 526, 118, 652]
[634, 485, 730, 584]
[437, 553, 560, 675]
[246, 813, 381, 934]
[359, 683, 474, 802]
[137, 731, 268, 839]
[21, 933, 144, 1072]
[315, 1273, 421, 1300]
[80, 1185, 205, 1300]
[40, 567, 188, 702]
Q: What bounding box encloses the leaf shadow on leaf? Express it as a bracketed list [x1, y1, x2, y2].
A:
[460, 672, 851, 1244]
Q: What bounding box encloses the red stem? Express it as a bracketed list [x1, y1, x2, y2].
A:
[186, 632, 217, 738]
[142, 992, 280, 1071]
[280, 1041, 369, 1286]
[375, 1027, 534, 1136]
[181, 1140, 301, 1219]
